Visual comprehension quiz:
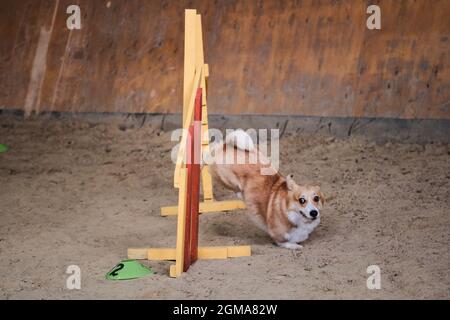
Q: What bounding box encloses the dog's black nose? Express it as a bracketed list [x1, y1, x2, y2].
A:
[310, 210, 318, 218]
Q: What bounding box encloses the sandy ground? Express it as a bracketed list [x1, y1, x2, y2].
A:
[0, 114, 449, 300]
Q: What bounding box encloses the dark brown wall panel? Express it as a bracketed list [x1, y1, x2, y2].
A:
[0, 0, 449, 119]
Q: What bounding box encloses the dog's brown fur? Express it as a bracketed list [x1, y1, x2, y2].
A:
[209, 142, 323, 246]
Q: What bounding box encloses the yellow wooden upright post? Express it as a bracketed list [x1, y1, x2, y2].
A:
[175, 9, 197, 189]
[166, 9, 245, 217]
[195, 13, 214, 202]
[183, 9, 197, 126]
[170, 167, 187, 277]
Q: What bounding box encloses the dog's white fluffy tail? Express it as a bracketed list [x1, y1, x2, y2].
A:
[225, 129, 255, 151]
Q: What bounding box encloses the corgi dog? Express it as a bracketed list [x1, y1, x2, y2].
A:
[209, 130, 324, 249]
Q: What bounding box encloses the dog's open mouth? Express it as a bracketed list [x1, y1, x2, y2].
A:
[299, 211, 316, 221]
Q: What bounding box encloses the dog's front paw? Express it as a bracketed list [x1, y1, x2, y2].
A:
[277, 242, 303, 250]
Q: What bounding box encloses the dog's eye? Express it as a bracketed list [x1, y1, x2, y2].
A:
[313, 196, 320, 202]
[299, 198, 306, 205]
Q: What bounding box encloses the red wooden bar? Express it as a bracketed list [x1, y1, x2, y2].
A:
[182, 88, 202, 271]
[190, 88, 202, 263]
[183, 125, 194, 271]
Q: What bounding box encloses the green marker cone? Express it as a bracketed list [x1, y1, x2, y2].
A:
[0, 144, 8, 153]
[106, 259, 154, 280]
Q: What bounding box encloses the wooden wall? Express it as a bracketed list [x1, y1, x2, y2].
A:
[0, 0, 449, 119]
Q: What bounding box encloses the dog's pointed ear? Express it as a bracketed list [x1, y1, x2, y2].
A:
[286, 174, 296, 190]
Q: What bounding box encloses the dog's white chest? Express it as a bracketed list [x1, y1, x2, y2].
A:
[285, 211, 320, 243]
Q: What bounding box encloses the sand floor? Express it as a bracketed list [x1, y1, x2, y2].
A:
[0, 115, 449, 299]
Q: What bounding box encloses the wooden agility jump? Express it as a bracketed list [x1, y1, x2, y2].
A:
[128, 9, 251, 278]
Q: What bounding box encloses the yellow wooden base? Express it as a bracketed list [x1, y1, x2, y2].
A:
[128, 245, 251, 278]
[128, 245, 251, 261]
[161, 199, 245, 216]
